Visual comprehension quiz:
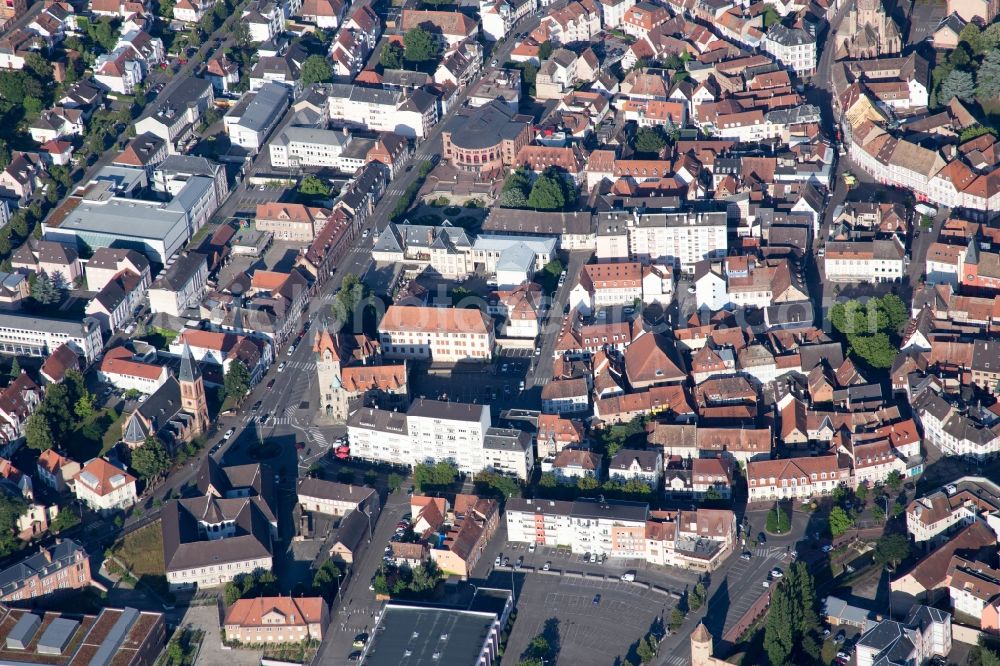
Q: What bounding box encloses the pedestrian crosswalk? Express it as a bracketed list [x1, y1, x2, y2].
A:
[283, 404, 297, 418]
[309, 428, 329, 448]
[285, 360, 315, 371]
[663, 656, 687, 666]
[533, 376, 550, 386]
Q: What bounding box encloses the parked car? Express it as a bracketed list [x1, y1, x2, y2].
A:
[528, 543, 536, 553]
[278, 362, 286, 372]
[223, 428, 235, 440]
[287, 345, 296, 356]
[620, 572, 635, 582]
[770, 568, 783, 578]
[740, 552, 752, 561]
[252, 400, 262, 412]
[543, 561, 551, 571]
[495, 555, 502, 566]
[834, 631, 846, 644]
[758, 532, 767, 544]
[822, 544, 833, 553]
[592, 594, 601, 605]
[515, 556, 523, 569]
[266, 379, 275, 389]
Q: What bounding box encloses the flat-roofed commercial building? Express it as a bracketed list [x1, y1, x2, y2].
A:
[360, 590, 513, 666]
[42, 177, 218, 264]
[0, 313, 102, 363]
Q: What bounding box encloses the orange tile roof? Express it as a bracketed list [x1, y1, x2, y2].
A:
[225, 596, 325, 627]
[98, 346, 167, 381]
[75, 458, 135, 497]
[380, 305, 491, 335]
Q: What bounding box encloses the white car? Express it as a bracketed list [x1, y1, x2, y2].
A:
[770, 568, 783, 578]
[287, 345, 296, 356]
[362, 228, 370, 238]
[223, 428, 235, 440]
[528, 543, 536, 553]
[277, 362, 287, 372]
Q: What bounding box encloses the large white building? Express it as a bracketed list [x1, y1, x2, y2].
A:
[379, 305, 495, 363]
[347, 399, 492, 475]
[824, 238, 905, 283]
[73, 458, 138, 514]
[595, 207, 728, 273]
[505, 498, 737, 571]
[0, 313, 103, 363]
[746, 456, 851, 502]
[326, 84, 438, 139]
[268, 127, 368, 171]
[224, 83, 290, 155]
[913, 389, 1000, 459]
[762, 24, 816, 76]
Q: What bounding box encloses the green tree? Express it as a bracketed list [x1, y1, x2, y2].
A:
[74, 392, 96, 420]
[159, 0, 175, 17]
[761, 3, 781, 27]
[299, 174, 331, 197]
[49, 509, 80, 533]
[499, 185, 529, 208]
[668, 607, 685, 631]
[855, 482, 869, 503]
[388, 473, 404, 492]
[891, 502, 905, 519]
[30, 272, 61, 305]
[634, 126, 667, 157]
[765, 505, 789, 533]
[978, 49, 1000, 99]
[978, 646, 1000, 666]
[538, 40, 553, 61]
[688, 581, 706, 611]
[871, 505, 885, 523]
[849, 332, 897, 369]
[8, 358, 19, 378]
[403, 27, 438, 63]
[940, 69, 976, 103]
[223, 580, 242, 605]
[23, 53, 52, 81]
[636, 634, 656, 664]
[877, 294, 909, 333]
[829, 506, 853, 537]
[874, 533, 911, 569]
[131, 436, 170, 480]
[577, 475, 599, 491]
[543, 259, 563, 280]
[300, 55, 332, 86]
[224, 360, 251, 400]
[960, 22, 984, 53]
[380, 41, 404, 69]
[25, 413, 53, 451]
[527, 167, 572, 210]
[885, 470, 903, 491]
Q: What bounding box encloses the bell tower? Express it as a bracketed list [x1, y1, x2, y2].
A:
[179, 341, 209, 435]
[314, 322, 348, 421]
[690, 623, 714, 666]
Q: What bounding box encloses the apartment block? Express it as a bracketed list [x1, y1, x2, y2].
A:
[379, 305, 495, 363]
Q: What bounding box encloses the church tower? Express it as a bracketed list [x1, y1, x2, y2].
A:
[314, 322, 349, 422]
[179, 341, 210, 435]
[690, 623, 714, 666]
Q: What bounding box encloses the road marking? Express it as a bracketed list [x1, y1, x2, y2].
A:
[309, 428, 329, 447]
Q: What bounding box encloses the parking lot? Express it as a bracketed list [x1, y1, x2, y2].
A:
[718, 545, 793, 636]
[500, 574, 677, 666]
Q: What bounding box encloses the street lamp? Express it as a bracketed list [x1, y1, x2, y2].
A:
[363, 506, 373, 543]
